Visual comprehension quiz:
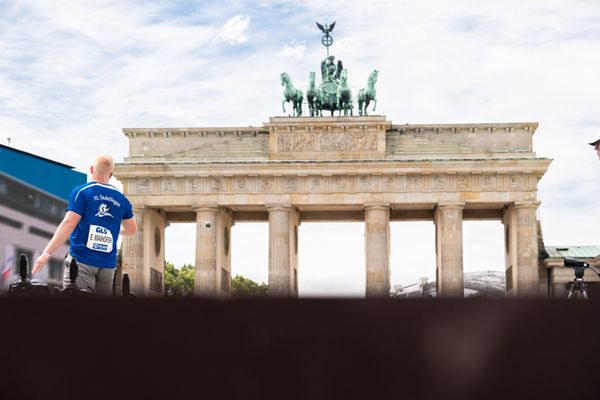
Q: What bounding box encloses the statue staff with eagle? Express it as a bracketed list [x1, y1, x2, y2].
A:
[316, 21, 343, 84]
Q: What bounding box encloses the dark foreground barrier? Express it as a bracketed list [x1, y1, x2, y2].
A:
[1, 298, 599, 400]
[8, 254, 50, 296]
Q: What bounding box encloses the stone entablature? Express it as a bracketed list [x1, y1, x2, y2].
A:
[123, 126, 266, 138]
[387, 122, 537, 159]
[116, 156, 548, 211]
[122, 117, 539, 162]
[121, 169, 542, 197]
[123, 127, 269, 162]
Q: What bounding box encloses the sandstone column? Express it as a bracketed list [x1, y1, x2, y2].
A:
[267, 204, 297, 297]
[435, 202, 465, 298]
[364, 203, 390, 297]
[141, 209, 167, 296]
[121, 207, 145, 295]
[289, 209, 299, 297]
[504, 201, 540, 297]
[194, 206, 218, 297]
[217, 208, 234, 298]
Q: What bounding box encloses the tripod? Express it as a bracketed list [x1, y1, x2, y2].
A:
[567, 269, 589, 299]
[566, 264, 600, 299]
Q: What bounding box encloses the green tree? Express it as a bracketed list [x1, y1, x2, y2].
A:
[164, 263, 267, 297]
[231, 274, 268, 298]
[164, 261, 194, 296]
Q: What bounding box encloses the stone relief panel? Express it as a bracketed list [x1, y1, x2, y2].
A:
[260, 177, 274, 192]
[277, 131, 378, 152]
[331, 176, 349, 192]
[161, 178, 177, 193]
[380, 175, 397, 192]
[482, 175, 497, 191]
[407, 175, 421, 191]
[136, 178, 151, 194]
[456, 175, 472, 190]
[308, 177, 322, 192]
[284, 177, 299, 192]
[209, 177, 224, 192]
[357, 175, 374, 192]
[432, 175, 448, 190]
[509, 174, 523, 189]
[235, 177, 257, 192]
[187, 178, 203, 193]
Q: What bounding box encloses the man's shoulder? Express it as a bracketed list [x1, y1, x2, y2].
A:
[95, 184, 132, 209]
[71, 182, 94, 199]
[73, 181, 93, 191]
[72, 182, 130, 201]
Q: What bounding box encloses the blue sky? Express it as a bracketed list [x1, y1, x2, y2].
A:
[2, 0, 600, 295]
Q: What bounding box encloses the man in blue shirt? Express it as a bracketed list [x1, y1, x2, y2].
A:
[33, 154, 137, 295]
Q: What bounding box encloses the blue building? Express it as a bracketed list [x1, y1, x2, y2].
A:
[0, 144, 87, 289]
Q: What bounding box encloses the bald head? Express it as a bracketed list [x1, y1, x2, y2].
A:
[91, 154, 114, 182]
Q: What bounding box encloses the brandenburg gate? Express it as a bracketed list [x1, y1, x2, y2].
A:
[114, 116, 551, 298]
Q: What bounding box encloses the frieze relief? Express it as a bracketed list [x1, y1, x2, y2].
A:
[235, 177, 252, 192]
[433, 175, 448, 190]
[407, 175, 421, 191]
[161, 178, 177, 193]
[277, 131, 378, 152]
[357, 175, 374, 191]
[209, 177, 224, 192]
[136, 178, 151, 193]
[331, 176, 349, 191]
[309, 177, 322, 192]
[187, 178, 202, 193]
[456, 175, 472, 190]
[260, 178, 274, 192]
[127, 173, 532, 195]
[284, 177, 299, 192]
[482, 175, 497, 190]
[380, 176, 396, 192]
[509, 174, 523, 189]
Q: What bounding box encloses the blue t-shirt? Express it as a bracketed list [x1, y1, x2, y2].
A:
[67, 182, 134, 268]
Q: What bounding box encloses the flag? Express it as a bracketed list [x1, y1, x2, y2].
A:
[1, 253, 14, 285]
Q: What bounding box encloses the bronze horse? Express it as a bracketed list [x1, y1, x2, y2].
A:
[280, 72, 303, 117]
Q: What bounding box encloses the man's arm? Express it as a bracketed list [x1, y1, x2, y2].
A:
[120, 217, 137, 236]
[32, 211, 81, 274]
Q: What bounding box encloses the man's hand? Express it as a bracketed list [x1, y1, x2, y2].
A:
[120, 216, 137, 236]
[32, 211, 81, 274]
[32, 252, 51, 274]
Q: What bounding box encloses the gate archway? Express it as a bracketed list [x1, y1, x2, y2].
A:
[114, 116, 550, 298]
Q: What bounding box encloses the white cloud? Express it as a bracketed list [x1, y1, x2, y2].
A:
[278, 42, 306, 59]
[218, 14, 250, 45]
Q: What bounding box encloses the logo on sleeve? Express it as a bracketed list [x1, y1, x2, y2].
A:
[95, 203, 114, 218]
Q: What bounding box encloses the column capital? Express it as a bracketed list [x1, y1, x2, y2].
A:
[132, 207, 146, 215]
[192, 203, 219, 212]
[514, 201, 541, 209]
[265, 203, 293, 212]
[363, 202, 390, 211]
[436, 202, 466, 210]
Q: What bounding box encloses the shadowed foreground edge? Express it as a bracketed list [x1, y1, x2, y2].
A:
[0, 298, 598, 400]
